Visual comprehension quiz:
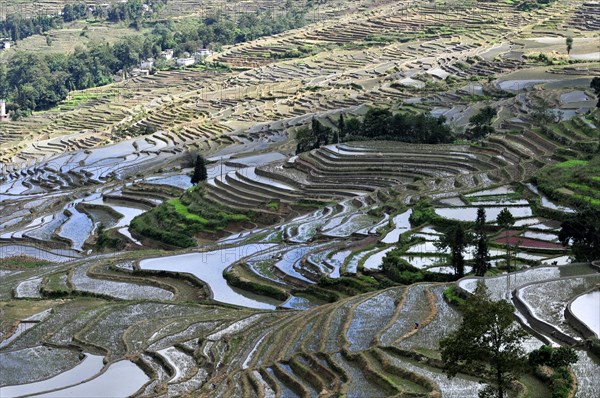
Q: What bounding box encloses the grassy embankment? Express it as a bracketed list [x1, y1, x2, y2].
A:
[130, 185, 252, 248]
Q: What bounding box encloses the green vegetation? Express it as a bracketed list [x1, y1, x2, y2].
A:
[0, 256, 50, 269]
[191, 155, 208, 185]
[536, 154, 600, 210]
[472, 207, 491, 277]
[296, 107, 454, 154]
[558, 207, 600, 262]
[440, 285, 528, 398]
[528, 345, 578, 398]
[465, 105, 497, 141]
[1, 5, 309, 117]
[131, 185, 251, 247]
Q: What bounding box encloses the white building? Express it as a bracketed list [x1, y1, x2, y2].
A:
[1, 100, 10, 122]
[198, 48, 213, 57]
[131, 68, 150, 77]
[140, 59, 154, 70]
[162, 49, 174, 60]
[176, 57, 196, 67]
[2, 41, 10, 50]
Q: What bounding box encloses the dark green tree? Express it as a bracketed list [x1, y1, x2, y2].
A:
[473, 206, 490, 277]
[436, 224, 471, 277]
[191, 155, 208, 184]
[558, 207, 600, 262]
[496, 207, 515, 272]
[338, 113, 345, 136]
[466, 105, 497, 141]
[529, 345, 578, 368]
[591, 77, 600, 108]
[440, 285, 528, 398]
[566, 37, 573, 55]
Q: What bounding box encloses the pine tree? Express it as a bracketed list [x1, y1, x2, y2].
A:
[436, 224, 470, 278]
[566, 37, 573, 55]
[338, 113, 345, 139]
[497, 207, 515, 272]
[191, 155, 208, 185]
[473, 206, 490, 277]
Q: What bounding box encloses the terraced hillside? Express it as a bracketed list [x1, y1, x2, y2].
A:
[1, 0, 600, 397]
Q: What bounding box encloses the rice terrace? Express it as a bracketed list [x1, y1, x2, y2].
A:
[1, 0, 600, 397]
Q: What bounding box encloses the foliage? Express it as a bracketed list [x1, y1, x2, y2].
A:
[191, 155, 208, 185]
[0, 13, 61, 42]
[224, 271, 287, 301]
[440, 285, 528, 398]
[338, 107, 454, 144]
[529, 345, 578, 398]
[294, 107, 457, 154]
[528, 345, 578, 368]
[466, 105, 497, 141]
[497, 207, 515, 271]
[443, 285, 465, 306]
[295, 118, 332, 154]
[558, 207, 600, 262]
[536, 154, 600, 210]
[565, 37, 573, 55]
[473, 207, 491, 277]
[1, 6, 308, 115]
[0, 256, 50, 269]
[436, 224, 471, 278]
[95, 224, 122, 250]
[130, 186, 251, 247]
[591, 77, 600, 108]
[381, 248, 454, 284]
[408, 201, 438, 226]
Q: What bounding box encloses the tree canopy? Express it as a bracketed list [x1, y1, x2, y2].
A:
[440, 285, 528, 398]
[558, 207, 600, 262]
[191, 155, 208, 185]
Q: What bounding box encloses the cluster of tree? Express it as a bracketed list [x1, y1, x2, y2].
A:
[295, 108, 454, 154]
[591, 77, 600, 108]
[1, 37, 160, 117]
[440, 284, 578, 398]
[515, 0, 556, 11]
[465, 105, 497, 141]
[2, 6, 307, 117]
[151, 8, 306, 55]
[191, 155, 208, 185]
[435, 207, 496, 278]
[63, 0, 168, 23]
[0, 14, 61, 42]
[61, 3, 90, 22]
[559, 207, 600, 262]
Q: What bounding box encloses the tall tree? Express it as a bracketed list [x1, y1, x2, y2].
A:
[466, 105, 497, 141]
[440, 285, 528, 398]
[436, 224, 471, 278]
[565, 37, 573, 55]
[473, 206, 490, 277]
[559, 207, 600, 262]
[496, 207, 515, 272]
[191, 155, 208, 184]
[591, 77, 600, 108]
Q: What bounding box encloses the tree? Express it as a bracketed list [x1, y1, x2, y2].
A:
[591, 77, 600, 108]
[436, 224, 471, 278]
[440, 285, 528, 398]
[338, 113, 345, 137]
[565, 37, 573, 55]
[496, 207, 515, 272]
[467, 105, 497, 141]
[558, 207, 600, 262]
[191, 155, 208, 184]
[529, 345, 578, 368]
[473, 206, 491, 277]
